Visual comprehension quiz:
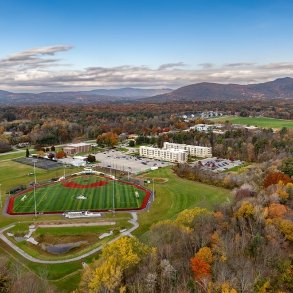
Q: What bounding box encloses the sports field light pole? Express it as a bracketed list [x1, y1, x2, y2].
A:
[128, 167, 131, 181]
[0, 184, 2, 209]
[112, 178, 115, 214]
[152, 178, 155, 202]
[63, 164, 67, 179]
[33, 160, 38, 217]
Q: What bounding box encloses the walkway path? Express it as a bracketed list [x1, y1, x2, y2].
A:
[38, 221, 115, 228]
[0, 213, 139, 264]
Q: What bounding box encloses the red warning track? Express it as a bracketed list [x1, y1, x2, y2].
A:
[62, 180, 108, 188]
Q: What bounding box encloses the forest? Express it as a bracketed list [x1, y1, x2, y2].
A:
[0, 99, 292, 154]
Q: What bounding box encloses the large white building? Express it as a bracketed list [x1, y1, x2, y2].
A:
[139, 146, 188, 163]
[163, 142, 212, 158]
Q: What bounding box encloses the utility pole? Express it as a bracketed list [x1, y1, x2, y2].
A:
[33, 160, 37, 217]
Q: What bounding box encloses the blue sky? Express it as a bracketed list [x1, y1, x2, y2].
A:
[0, 0, 293, 91]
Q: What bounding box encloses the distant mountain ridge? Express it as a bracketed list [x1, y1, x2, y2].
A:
[0, 78, 293, 105]
[144, 77, 293, 102]
[0, 88, 172, 105]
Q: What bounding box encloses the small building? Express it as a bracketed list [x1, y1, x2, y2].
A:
[63, 143, 91, 156]
[192, 124, 214, 132]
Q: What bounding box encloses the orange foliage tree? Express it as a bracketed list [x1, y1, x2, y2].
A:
[191, 247, 213, 281]
[263, 171, 291, 188]
[190, 256, 211, 280]
[56, 150, 66, 159]
[267, 203, 288, 218]
[96, 132, 119, 147]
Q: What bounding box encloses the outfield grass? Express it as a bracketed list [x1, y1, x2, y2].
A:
[11, 175, 148, 214]
[135, 167, 231, 236]
[210, 116, 293, 129]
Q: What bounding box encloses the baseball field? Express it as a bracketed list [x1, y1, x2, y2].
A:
[7, 174, 151, 215]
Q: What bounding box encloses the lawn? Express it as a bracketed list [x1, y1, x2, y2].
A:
[135, 167, 231, 236]
[10, 175, 150, 214]
[210, 116, 293, 129]
[0, 151, 26, 161]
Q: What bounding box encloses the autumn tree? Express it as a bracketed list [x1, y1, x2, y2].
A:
[56, 150, 66, 159]
[281, 157, 293, 177]
[78, 237, 151, 293]
[190, 256, 211, 281]
[190, 247, 214, 285]
[176, 207, 210, 227]
[96, 132, 119, 147]
[267, 203, 288, 218]
[263, 171, 291, 188]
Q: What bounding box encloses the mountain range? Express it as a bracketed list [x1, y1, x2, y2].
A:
[143, 77, 293, 102]
[0, 77, 293, 105]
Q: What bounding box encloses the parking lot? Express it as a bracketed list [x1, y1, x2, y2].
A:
[194, 157, 243, 172]
[95, 149, 171, 174]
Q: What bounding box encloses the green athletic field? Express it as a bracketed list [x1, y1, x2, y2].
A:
[210, 116, 293, 129]
[10, 175, 149, 214]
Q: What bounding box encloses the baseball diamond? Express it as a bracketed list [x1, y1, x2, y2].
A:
[7, 174, 152, 215]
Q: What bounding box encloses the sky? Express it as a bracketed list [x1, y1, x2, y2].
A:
[0, 0, 293, 92]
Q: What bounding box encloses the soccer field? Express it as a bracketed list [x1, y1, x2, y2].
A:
[8, 175, 151, 215]
[210, 116, 293, 129]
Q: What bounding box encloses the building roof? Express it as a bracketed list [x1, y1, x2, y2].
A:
[66, 142, 91, 148]
[140, 146, 187, 153]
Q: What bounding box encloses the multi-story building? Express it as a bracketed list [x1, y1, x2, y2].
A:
[163, 142, 212, 158]
[63, 143, 92, 156]
[139, 146, 188, 163]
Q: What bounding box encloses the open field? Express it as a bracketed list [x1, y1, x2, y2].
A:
[210, 116, 293, 129]
[9, 174, 151, 214]
[135, 167, 231, 236]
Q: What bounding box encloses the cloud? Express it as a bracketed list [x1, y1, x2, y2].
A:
[4, 45, 73, 61]
[198, 63, 214, 69]
[0, 46, 293, 92]
[225, 62, 256, 67]
[158, 62, 185, 70]
[0, 45, 73, 70]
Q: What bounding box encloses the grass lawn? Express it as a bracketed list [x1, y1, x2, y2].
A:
[0, 151, 26, 161]
[210, 116, 293, 129]
[11, 175, 149, 214]
[135, 167, 231, 236]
